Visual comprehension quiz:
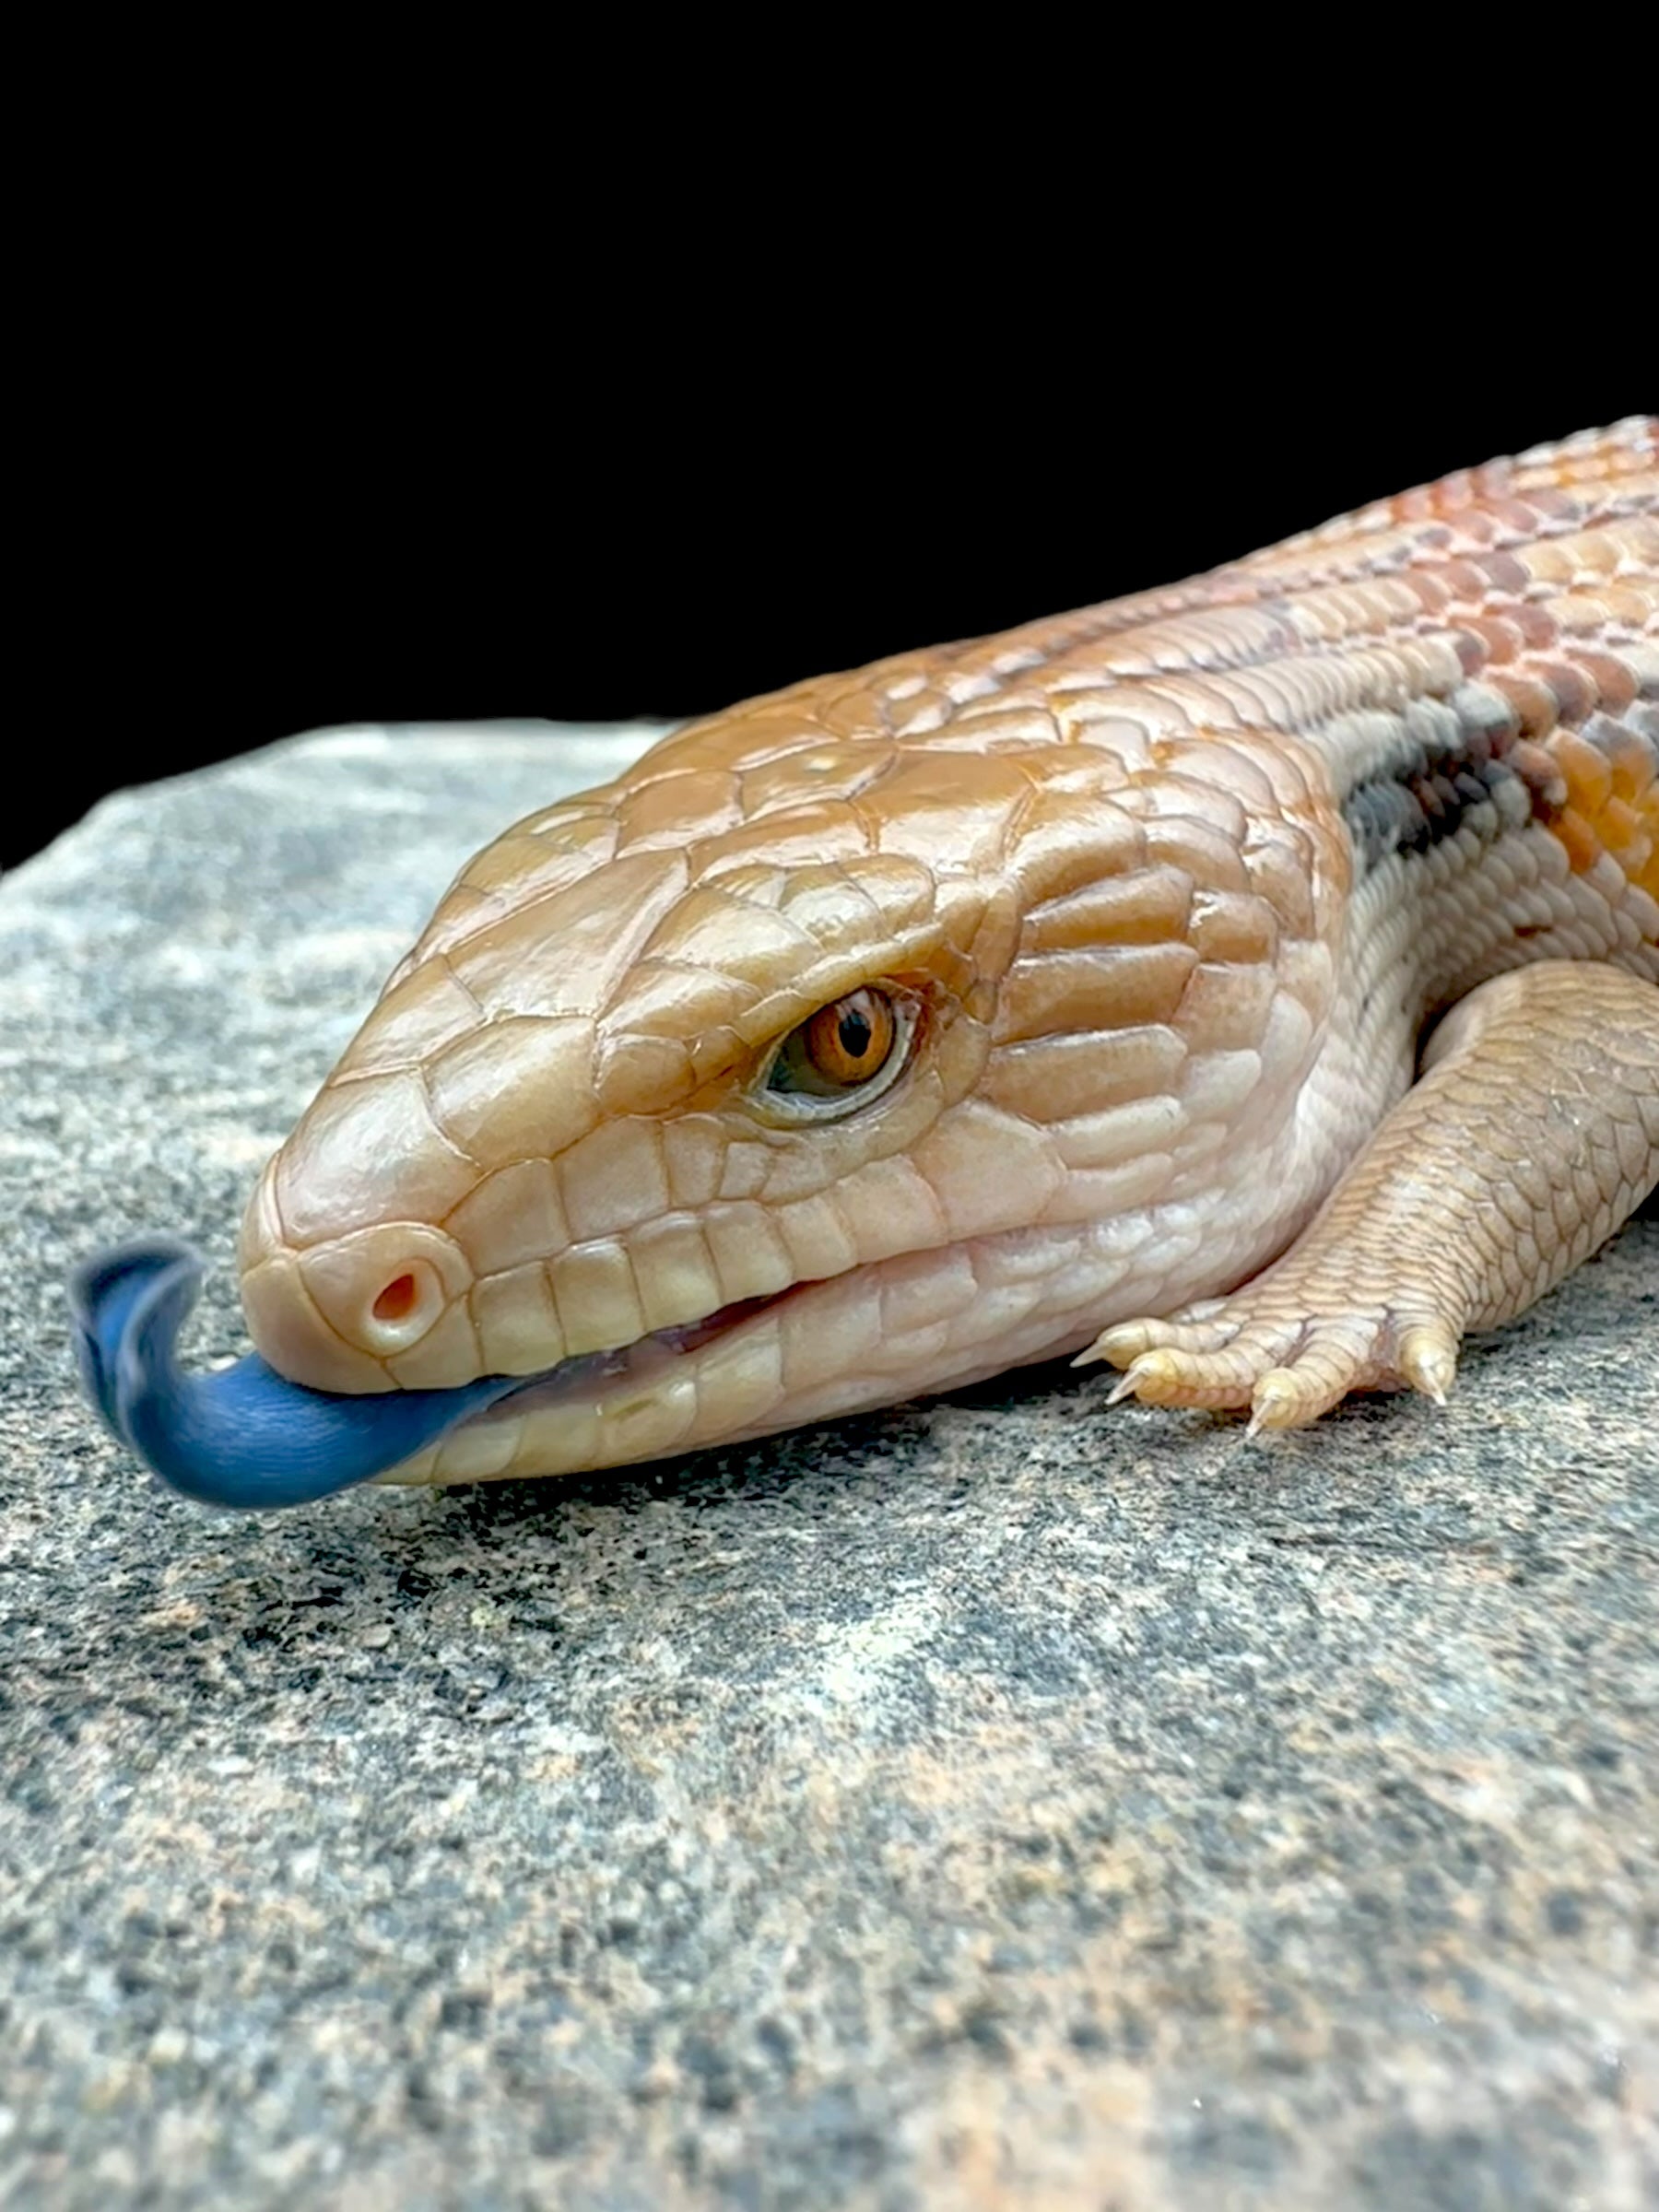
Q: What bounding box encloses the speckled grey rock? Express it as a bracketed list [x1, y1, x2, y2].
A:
[3, 724, 1656, 2212]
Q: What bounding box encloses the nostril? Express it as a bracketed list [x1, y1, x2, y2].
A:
[359, 1257, 445, 1351]
[373, 1273, 419, 1324]
[288, 1230, 470, 1369]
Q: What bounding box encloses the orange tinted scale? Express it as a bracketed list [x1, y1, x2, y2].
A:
[1555, 809, 1600, 874]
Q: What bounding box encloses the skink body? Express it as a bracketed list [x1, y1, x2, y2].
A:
[78, 421, 1659, 1499]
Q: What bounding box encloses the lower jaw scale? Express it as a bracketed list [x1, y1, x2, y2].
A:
[388, 1289, 798, 1486]
[384, 1215, 1159, 1488]
[387, 1240, 1075, 1487]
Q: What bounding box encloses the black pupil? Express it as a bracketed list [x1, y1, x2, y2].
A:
[839, 1007, 873, 1060]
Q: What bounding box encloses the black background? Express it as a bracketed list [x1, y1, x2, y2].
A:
[17, 340, 1641, 872]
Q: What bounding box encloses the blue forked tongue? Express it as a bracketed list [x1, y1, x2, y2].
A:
[69, 1237, 524, 1509]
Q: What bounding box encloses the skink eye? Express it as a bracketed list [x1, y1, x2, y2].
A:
[802, 989, 895, 1086]
[763, 985, 914, 1113]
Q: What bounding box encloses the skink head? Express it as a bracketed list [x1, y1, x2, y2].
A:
[236, 732, 1035, 1405]
[234, 707, 1333, 1483]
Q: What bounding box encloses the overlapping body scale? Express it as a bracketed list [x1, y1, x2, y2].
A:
[237, 419, 1657, 1481]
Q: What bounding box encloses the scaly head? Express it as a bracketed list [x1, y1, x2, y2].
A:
[237, 685, 1339, 1483]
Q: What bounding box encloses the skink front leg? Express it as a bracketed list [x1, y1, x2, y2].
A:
[1082, 962, 1659, 1432]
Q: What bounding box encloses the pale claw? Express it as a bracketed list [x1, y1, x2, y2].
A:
[1397, 1322, 1458, 1407]
[1090, 1306, 1459, 1431]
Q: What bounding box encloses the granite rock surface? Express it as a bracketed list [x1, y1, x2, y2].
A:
[2, 724, 1656, 2210]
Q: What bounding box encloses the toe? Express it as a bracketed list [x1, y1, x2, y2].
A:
[1397, 1321, 1458, 1406]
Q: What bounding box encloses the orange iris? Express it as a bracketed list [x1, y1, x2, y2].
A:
[801, 988, 896, 1087]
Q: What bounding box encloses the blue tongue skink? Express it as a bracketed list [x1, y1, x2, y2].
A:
[69, 1238, 523, 1509]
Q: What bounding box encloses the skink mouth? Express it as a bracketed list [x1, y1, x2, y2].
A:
[69, 1237, 797, 1511]
[488, 1288, 794, 1410]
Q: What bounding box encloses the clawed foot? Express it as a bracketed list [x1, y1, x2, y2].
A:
[1076, 1298, 1460, 1435]
[1075, 966, 1659, 1435]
